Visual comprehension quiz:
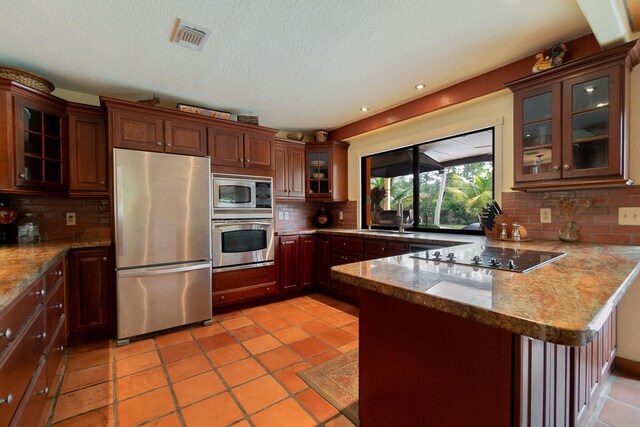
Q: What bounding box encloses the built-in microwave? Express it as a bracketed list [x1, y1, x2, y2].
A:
[211, 173, 272, 219]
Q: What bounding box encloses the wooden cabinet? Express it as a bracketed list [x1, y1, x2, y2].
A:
[315, 235, 331, 290]
[277, 235, 315, 294]
[329, 236, 364, 301]
[208, 127, 274, 172]
[68, 247, 114, 344]
[0, 79, 68, 195]
[363, 239, 409, 259]
[517, 309, 617, 427]
[306, 141, 349, 201]
[104, 97, 207, 156]
[274, 139, 305, 199]
[212, 265, 277, 308]
[508, 43, 637, 190]
[68, 104, 107, 195]
[0, 258, 67, 427]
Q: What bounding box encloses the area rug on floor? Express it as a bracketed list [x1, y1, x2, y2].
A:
[297, 349, 359, 426]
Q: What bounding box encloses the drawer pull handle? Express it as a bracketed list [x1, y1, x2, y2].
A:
[0, 393, 13, 405]
[156, 141, 163, 146]
[0, 328, 12, 340]
[266, 287, 270, 291]
[38, 332, 47, 340]
[35, 289, 46, 298]
[57, 345, 65, 352]
[102, 257, 108, 261]
[220, 295, 225, 300]
[37, 387, 49, 396]
[55, 303, 64, 310]
[166, 143, 172, 147]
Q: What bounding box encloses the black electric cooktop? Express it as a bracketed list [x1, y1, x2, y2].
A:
[409, 246, 566, 273]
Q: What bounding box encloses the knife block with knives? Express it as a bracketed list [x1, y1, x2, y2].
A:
[484, 213, 514, 239]
[480, 200, 511, 239]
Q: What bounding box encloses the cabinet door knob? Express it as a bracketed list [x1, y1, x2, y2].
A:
[0, 393, 13, 405]
[35, 289, 46, 298]
[37, 332, 47, 340]
[55, 303, 63, 310]
[100, 180, 106, 185]
[57, 345, 65, 352]
[553, 165, 560, 171]
[0, 328, 12, 340]
[37, 387, 49, 396]
[19, 173, 25, 179]
[220, 295, 225, 300]
[156, 141, 163, 146]
[166, 143, 172, 147]
[329, 189, 332, 193]
[102, 257, 108, 261]
[56, 270, 63, 276]
[246, 159, 251, 163]
[563, 164, 571, 170]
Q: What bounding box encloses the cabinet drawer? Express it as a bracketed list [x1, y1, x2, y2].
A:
[44, 258, 64, 295]
[364, 239, 409, 257]
[213, 265, 276, 292]
[9, 356, 49, 427]
[0, 279, 43, 356]
[0, 309, 44, 427]
[213, 283, 277, 307]
[330, 236, 363, 253]
[46, 319, 66, 384]
[45, 284, 65, 351]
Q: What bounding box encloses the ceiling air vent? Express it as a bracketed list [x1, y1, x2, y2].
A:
[172, 19, 212, 51]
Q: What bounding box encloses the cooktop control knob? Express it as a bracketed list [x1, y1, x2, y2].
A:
[446, 252, 456, 261]
[508, 259, 515, 270]
[489, 257, 501, 267]
[471, 255, 481, 265]
[433, 251, 441, 260]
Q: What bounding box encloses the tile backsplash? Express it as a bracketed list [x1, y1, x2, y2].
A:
[275, 200, 357, 232]
[8, 197, 111, 241]
[501, 186, 640, 244]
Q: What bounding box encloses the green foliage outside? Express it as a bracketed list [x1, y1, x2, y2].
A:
[369, 162, 493, 228]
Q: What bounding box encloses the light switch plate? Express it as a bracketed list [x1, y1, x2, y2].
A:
[339, 211, 344, 220]
[618, 207, 640, 225]
[278, 211, 284, 220]
[540, 208, 551, 224]
[284, 211, 289, 220]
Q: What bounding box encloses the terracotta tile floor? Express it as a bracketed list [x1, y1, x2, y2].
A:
[42, 292, 640, 426]
[44, 293, 359, 427]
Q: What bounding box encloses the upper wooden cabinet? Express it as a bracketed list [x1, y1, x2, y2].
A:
[274, 138, 305, 200]
[306, 141, 349, 201]
[68, 103, 107, 195]
[104, 99, 207, 157]
[208, 127, 275, 172]
[0, 79, 68, 195]
[507, 42, 639, 190]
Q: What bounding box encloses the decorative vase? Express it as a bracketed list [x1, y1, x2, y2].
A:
[313, 208, 331, 228]
[315, 130, 328, 142]
[558, 220, 579, 242]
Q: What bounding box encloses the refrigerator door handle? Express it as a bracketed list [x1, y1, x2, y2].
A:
[117, 262, 211, 278]
[116, 166, 125, 257]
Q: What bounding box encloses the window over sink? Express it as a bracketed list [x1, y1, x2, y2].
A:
[361, 127, 494, 235]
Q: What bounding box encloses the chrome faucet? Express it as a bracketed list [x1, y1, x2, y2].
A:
[396, 196, 413, 233]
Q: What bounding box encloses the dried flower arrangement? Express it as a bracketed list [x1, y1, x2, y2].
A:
[556, 197, 592, 221]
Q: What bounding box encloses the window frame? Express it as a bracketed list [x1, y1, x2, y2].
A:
[360, 127, 495, 236]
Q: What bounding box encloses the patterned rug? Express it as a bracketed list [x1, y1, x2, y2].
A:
[297, 349, 359, 425]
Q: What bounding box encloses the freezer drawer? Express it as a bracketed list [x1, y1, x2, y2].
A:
[117, 262, 212, 339]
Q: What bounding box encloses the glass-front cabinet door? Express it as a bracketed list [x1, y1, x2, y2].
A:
[306, 147, 332, 198]
[14, 96, 67, 190]
[562, 66, 621, 179]
[514, 84, 562, 182]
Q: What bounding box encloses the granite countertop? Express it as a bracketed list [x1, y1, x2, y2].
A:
[332, 238, 640, 346]
[0, 239, 111, 312]
[276, 228, 485, 246]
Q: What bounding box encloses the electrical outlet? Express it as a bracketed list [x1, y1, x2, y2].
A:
[278, 211, 284, 220]
[66, 212, 76, 226]
[618, 207, 640, 225]
[540, 208, 551, 224]
[284, 211, 289, 220]
[339, 211, 344, 220]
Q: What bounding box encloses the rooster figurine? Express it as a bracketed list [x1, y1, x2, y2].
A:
[532, 43, 567, 73]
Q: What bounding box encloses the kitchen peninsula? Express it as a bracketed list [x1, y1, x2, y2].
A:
[332, 239, 640, 426]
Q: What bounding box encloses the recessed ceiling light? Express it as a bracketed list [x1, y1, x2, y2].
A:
[360, 107, 369, 112]
[415, 84, 425, 90]
[585, 87, 595, 93]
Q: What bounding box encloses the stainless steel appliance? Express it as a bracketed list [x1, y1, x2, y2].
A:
[113, 149, 212, 343]
[211, 174, 274, 271]
[212, 173, 272, 219]
[212, 218, 274, 271]
[410, 245, 566, 273]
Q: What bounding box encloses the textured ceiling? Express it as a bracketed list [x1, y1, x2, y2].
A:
[0, 1, 590, 132]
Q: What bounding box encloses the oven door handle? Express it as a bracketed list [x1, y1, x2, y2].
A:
[213, 222, 272, 229]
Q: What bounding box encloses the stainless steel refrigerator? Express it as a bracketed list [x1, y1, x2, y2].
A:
[113, 148, 212, 343]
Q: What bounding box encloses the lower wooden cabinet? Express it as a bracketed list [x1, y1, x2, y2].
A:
[277, 235, 316, 294]
[315, 235, 330, 290]
[212, 265, 277, 308]
[517, 309, 617, 427]
[68, 247, 114, 344]
[0, 258, 67, 427]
